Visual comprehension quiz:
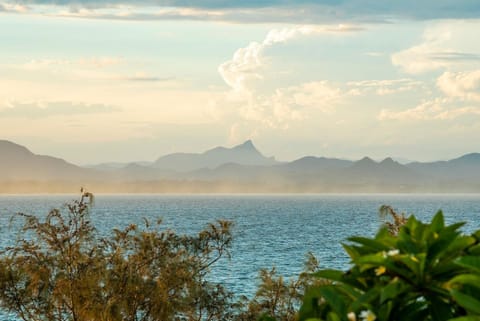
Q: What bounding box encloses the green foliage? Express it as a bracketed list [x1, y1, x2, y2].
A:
[0, 192, 235, 321]
[299, 210, 480, 321]
[236, 253, 327, 321]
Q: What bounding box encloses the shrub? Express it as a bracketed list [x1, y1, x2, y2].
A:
[299, 210, 480, 321]
[0, 192, 235, 321]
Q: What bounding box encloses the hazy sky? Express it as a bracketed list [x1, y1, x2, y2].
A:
[1, 1, 480, 164]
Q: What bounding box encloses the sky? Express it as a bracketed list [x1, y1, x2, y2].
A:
[1, 1, 480, 165]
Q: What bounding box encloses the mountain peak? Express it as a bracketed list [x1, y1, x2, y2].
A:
[235, 140, 256, 150]
[380, 157, 395, 164]
[358, 156, 376, 164]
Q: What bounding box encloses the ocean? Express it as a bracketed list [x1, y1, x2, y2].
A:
[1, 194, 480, 319]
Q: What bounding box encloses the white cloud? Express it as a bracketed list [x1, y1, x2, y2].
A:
[11, 57, 176, 84]
[22, 57, 123, 71]
[215, 25, 359, 129]
[391, 22, 480, 74]
[0, 100, 120, 118]
[218, 26, 319, 94]
[378, 99, 444, 121]
[346, 79, 423, 96]
[391, 30, 451, 74]
[378, 98, 480, 121]
[0, 2, 29, 13]
[219, 25, 360, 95]
[437, 70, 480, 102]
[211, 80, 342, 130]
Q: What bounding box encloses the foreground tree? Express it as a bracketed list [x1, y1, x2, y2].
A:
[0, 192, 235, 321]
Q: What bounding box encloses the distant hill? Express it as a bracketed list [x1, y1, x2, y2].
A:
[2, 139, 480, 192]
[285, 156, 352, 171]
[347, 157, 420, 183]
[86, 161, 153, 171]
[407, 153, 480, 180]
[151, 140, 278, 172]
[0, 140, 94, 181]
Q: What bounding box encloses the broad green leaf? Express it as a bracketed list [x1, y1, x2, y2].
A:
[467, 244, 480, 255]
[449, 317, 480, 321]
[380, 278, 409, 304]
[318, 286, 348, 316]
[335, 283, 362, 300]
[449, 274, 480, 289]
[429, 296, 454, 321]
[342, 244, 359, 260]
[444, 236, 476, 257]
[299, 287, 323, 321]
[456, 256, 480, 273]
[356, 253, 386, 266]
[314, 270, 344, 282]
[451, 289, 480, 314]
[326, 311, 341, 321]
[349, 287, 379, 311]
[431, 211, 445, 232]
[347, 237, 389, 252]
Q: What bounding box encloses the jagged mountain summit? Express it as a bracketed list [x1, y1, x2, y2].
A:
[151, 140, 278, 172]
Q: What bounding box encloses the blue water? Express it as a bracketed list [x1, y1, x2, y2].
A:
[1, 194, 480, 319]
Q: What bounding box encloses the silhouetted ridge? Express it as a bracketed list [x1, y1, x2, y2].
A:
[449, 153, 480, 164]
[152, 140, 277, 172]
[380, 157, 395, 164]
[0, 140, 34, 157]
[0, 140, 93, 181]
[4, 138, 480, 192]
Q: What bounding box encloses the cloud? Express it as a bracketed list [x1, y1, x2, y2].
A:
[12, 57, 174, 84]
[0, 2, 29, 12]
[212, 26, 353, 129]
[378, 99, 444, 121]
[219, 25, 358, 94]
[392, 22, 480, 74]
[0, 101, 121, 118]
[346, 79, 423, 96]
[124, 75, 173, 82]
[4, 0, 480, 23]
[378, 98, 480, 121]
[21, 57, 123, 70]
[121, 72, 174, 82]
[437, 70, 480, 101]
[378, 67, 480, 122]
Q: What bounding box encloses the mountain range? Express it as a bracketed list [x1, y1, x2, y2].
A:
[1, 139, 480, 193]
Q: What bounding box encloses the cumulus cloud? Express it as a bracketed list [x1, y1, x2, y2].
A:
[219, 25, 358, 94]
[437, 70, 480, 102]
[218, 26, 317, 94]
[213, 26, 353, 129]
[0, 101, 121, 118]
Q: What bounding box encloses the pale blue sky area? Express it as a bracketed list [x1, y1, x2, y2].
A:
[1, 1, 480, 164]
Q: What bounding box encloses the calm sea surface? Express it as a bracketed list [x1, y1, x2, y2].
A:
[1, 194, 480, 319]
